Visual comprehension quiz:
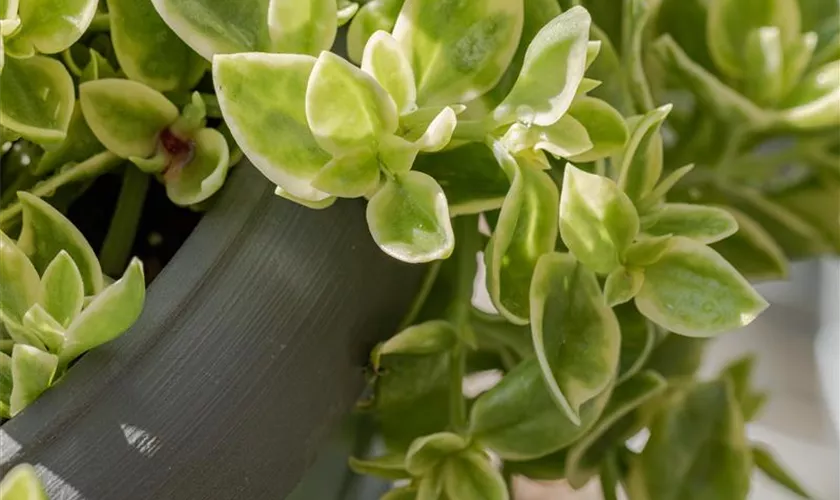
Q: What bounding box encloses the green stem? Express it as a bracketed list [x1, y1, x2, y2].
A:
[452, 120, 491, 143]
[448, 343, 467, 434]
[88, 13, 111, 32]
[62, 49, 84, 76]
[600, 452, 621, 500]
[100, 166, 150, 277]
[0, 151, 122, 231]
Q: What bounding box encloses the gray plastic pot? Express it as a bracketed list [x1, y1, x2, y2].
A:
[0, 165, 425, 499]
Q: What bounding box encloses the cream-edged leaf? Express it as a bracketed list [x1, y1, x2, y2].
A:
[80, 79, 178, 159]
[362, 30, 416, 115]
[635, 237, 769, 337]
[0, 56, 75, 148]
[17, 193, 103, 295]
[530, 253, 621, 424]
[306, 51, 397, 154]
[559, 165, 640, 275]
[366, 171, 454, 263]
[165, 127, 230, 206]
[394, 0, 524, 106]
[213, 53, 332, 202]
[494, 6, 590, 127]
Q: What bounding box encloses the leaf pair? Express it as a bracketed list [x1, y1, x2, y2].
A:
[491, 7, 627, 162]
[0, 0, 97, 147]
[0, 195, 145, 416]
[353, 433, 508, 500]
[80, 79, 230, 206]
[214, 47, 455, 262]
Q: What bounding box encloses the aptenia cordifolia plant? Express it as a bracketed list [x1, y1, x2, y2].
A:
[1, 0, 837, 498]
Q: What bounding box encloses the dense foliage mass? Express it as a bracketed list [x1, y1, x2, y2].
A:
[1, 0, 837, 498]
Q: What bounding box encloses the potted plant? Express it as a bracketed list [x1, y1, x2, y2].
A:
[1, 0, 837, 499]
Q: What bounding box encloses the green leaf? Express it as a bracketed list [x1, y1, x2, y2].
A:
[782, 32, 818, 93]
[615, 105, 670, 204]
[412, 143, 509, 216]
[559, 165, 640, 275]
[494, 6, 590, 127]
[640, 164, 695, 209]
[0, 351, 12, 408]
[469, 359, 612, 460]
[500, 115, 593, 159]
[336, 1, 359, 27]
[346, 0, 403, 64]
[565, 371, 667, 489]
[0, 463, 48, 500]
[470, 308, 534, 361]
[405, 432, 468, 475]
[378, 134, 420, 174]
[11, 0, 97, 54]
[713, 185, 829, 258]
[417, 473, 444, 500]
[626, 380, 752, 500]
[530, 252, 621, 424]
[381, 486, 417, 500]
[393, 0, 524, 106]
[10, 344, 58, 416]
[80, 79, 178, 159]
[414, 107, 458, 153]
[348, 454, 411, 480]
[781, 60, 840, 129]
[0, 55, 75, 148]
[604, 266, 644, 307]
[743, 27, 785, 106]
[311, 148, 380, 198]
[35, 103, 105, 176]
[39, 251, 84, 328]
[621, 0, 655, 112]
[772, 178, 840, 252]
[362, 30, 417, 115]
[567, 97, 629, 163]
[486, 147, 559, 324]
[366, 171, 454, 263]
[502, 449, 568, 481]
[151, 0, 336, 60]
[752, 443, 814, 499]
[615, 303, 656, 382]
[0, 0, 17, 21]
[306, 51, 397, 155]
[720, 356, 767, 421]
[265, 0, 337, 56]
[0, 230, 40, 327]
[645, 203, 738, 244]
[373, 320, 457, 369]
[587, 23, 634, 115]
[707, 0, 801, 80]
[373, 347, 450, 450]
[22, 304, 65, 354]
[644, 333, 707, 380]
[634, 237, 768, 337]
[624, 234, 673, 267]
[60, 258, 145, 364]
[654, 36, 770, 127]
[107, 0, 206, 92]
[442, 452, 509, 500]
[165, 127, 230, 206]
[480, 0, 563, 109]
[17, 192, 103, 295]
[213, 53, 333, 203]
[710, 206, 789, 281]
